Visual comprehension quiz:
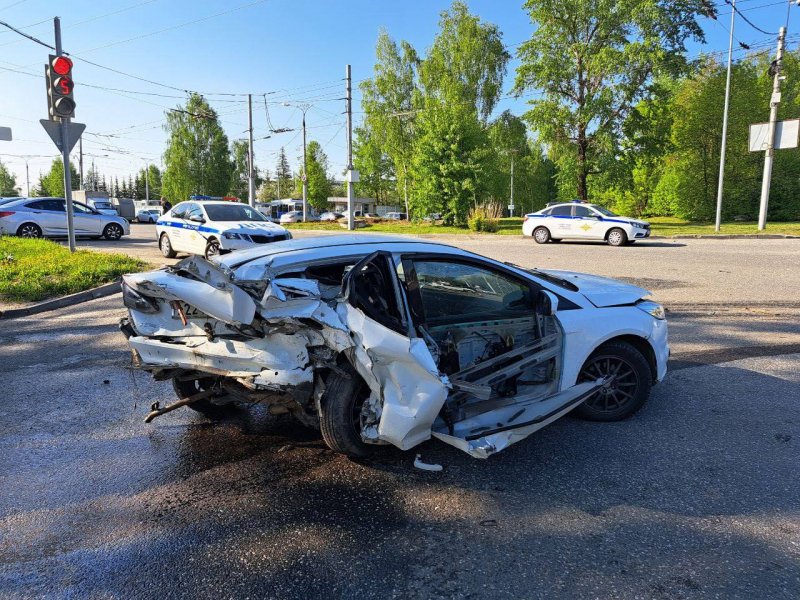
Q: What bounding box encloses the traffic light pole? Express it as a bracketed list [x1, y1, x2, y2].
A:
[345, 64, 355, 231]
[247, 94, 255, 207]
[54, 17, 76, 252]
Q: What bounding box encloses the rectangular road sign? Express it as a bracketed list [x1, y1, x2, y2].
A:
[0, 126, 11, 141]
[749, 119, 800, 152]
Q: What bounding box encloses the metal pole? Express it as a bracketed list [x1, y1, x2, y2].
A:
[509, 153, 515, 218]
[145, 163, 150, 202]
[25, 159, 30, 197]
[247, 94, 255, 207]
[758, 27, 786, 231]
[346, 64, 355, 231]
[715, 0, 736, 232]
[54, 17, 76, 252]
[301, 108, 308, 222]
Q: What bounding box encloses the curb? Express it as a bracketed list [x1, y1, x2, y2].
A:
[649, 234, 799, 240]
[0, 280, 122, 320]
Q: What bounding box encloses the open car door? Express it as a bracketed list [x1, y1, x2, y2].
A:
[338, 251, 449, 450]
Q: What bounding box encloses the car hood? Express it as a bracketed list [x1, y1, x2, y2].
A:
[605, 216, 649, 227]
[218, 221, 287, 235]
[540, 269, 650, 307]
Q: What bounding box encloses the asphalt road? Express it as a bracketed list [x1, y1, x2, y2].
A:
[2, 233, 799, 599]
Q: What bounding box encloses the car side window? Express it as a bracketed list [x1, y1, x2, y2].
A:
[187, 205, 204, 221]
[549, 205, 572, 217]
[171, 203, 189, 219]
[42, 199, 65, 212]
[574, 206, 592, 217]
[25, 200, 48, 210]
[407, 259, 535, 327]
[73, 202, 91, 214]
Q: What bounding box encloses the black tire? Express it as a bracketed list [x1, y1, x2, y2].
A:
[533, 226, 551, 244]
[607, 228, 627, 246]
[172, 375, 235, 420]
[550, 238, 562, 243]
[159, 233, 177, 258]
[103, 223, 124, 241]
[574, 341, 652, 421]
[319, 366, 373, 458]
[17, 222, 42, 238]
[204, 238, 220, 259]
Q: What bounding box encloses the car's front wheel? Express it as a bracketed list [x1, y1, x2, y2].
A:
[204, 238, 221, 259]
[159, 233, 177, 258]
[607, 228, 627, 246]
[103, 223, 124, 240]
[319, 365, 373, 458]
[574, 341, 652, 421]
[17, 223, 42, 238]
[533, 226, 551, 244]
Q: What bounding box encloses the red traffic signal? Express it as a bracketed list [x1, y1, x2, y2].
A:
[45, 54, 75, 119]
[51, 55, 72, 76]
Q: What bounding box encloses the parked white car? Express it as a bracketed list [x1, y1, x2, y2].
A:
[384, 212, 408, 220]
[136, 208, 162, 223]
[319, 211, 344, 222]
[279, 210, 303, 224]
[156, 200, 291, 259]
[522, 202, 651, 246]
[121, 235, 668, 459]
[0, 197, 130, 240]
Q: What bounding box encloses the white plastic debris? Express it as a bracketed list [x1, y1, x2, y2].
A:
[413, 454, 443, 472]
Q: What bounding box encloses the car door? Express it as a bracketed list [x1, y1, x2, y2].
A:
[572, 205, 605, 239]
[22, 199, 63, 235]
[72, 202, 103, 235]
[184, 204, 209, 254]
[165, 202, 190, 251]
[398, 254, 604, 458]
[546, 205, 574, 238]
[339, 251, 450, 451]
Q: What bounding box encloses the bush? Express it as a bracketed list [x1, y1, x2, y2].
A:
[467, 207, 499, 232]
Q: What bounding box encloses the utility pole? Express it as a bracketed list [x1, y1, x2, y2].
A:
[758, 27, 786, 231]
[78, 136, 84, 190]
[715, 0, 736, 232]
[509, 151, 516, 218]
[25, 159, 30, 197]
[144, 163, 150, 202]
[247, 94, 255, 207]
[345, 64, 356, 231]
[301, 104, 309, 222]
[54, 17, 76, 252]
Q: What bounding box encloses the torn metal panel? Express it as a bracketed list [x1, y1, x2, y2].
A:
[431, 380, 603, 459]
[339, 301, 449, 450]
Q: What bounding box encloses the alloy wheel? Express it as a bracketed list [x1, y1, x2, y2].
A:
[18, 224, 41, 238]
[579, 356, 639, 412]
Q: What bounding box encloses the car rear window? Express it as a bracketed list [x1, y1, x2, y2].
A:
[549, 206, 572, 216]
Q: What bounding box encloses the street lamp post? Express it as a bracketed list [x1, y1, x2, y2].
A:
[283, 102, 311, 222]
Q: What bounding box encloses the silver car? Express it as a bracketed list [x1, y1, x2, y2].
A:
[0, 197, 130, 240]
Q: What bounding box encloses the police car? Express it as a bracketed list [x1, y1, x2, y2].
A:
[156, 200, 292, 259]
[522, 201, 650, 246]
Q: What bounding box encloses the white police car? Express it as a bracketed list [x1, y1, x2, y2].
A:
[522, 201, 651, 246]
[156, 200, 291, 259]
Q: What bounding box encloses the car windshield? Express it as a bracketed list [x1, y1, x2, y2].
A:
[94, 202, 113, 209]
[590, 205, 618, 217]
[204, 203, 267, 222]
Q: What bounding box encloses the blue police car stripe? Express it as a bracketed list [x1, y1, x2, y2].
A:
[157, 220, 220, 234]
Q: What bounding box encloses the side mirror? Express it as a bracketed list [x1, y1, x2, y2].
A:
[189, 215, 205, 223]
[595, 215, 603, 220]
[537, 290, 559, 316]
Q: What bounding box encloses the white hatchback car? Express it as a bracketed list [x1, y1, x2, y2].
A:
[523, 202, 651, 246]
[121, 235, 668, 460]
[156, 201, 291, 259]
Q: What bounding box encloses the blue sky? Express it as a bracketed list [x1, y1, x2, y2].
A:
[1, 0, 797, 193]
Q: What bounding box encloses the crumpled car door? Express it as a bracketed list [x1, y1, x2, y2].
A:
[338, 251, 449, 450]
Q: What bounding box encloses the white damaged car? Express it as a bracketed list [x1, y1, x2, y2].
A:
[156, 200, 291, 259]
[120, 235, 669, 459]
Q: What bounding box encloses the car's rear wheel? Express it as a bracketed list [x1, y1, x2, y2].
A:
[204, 238, 220, 259]
[103, 223, 124, 240]
[533, 226, 551, 244]
[17, 223, 42, 238]
[607, 228, 627, 246]
[172, 375, 235, 420]
[159, 233, 177, 258]
[574, 341, 652, 421]
[319, 365, 373, 458]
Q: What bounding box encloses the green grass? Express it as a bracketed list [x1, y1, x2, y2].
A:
[0, 237, 149, 303]
[286, 217, 800, 237]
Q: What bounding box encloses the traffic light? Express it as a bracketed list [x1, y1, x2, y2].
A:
[45, 54, 75, 120]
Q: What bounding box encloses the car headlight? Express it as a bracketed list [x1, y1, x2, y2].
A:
[636, 300, 666, 320]
[122, 283, 159, 313]
[223, 232, 242, 239]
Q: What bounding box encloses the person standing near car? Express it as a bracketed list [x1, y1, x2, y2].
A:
[160, 196, 172, 213]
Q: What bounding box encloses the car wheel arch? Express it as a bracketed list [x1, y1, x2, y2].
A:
[584, 334, 658, 384]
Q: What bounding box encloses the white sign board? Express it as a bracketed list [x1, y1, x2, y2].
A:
[0, 126, 11, 141]
[749, 119, 800, 152]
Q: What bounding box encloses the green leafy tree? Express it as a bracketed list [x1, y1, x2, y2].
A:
[275, 147, 293, 198]
[295, 141, 332, 210]
[163, 94, 234, 202]
[514, 0, 710, 201]
[0, 160, 18, 196]
[353, 125, 395, 202]
[135, 164, 162, 200]
[39, 158, 79, 197]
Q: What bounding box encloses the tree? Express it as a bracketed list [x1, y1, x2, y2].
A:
[0, 160, 18, 196]
[39, 159, 79, 197]
[162, 94, 234, 202]
[514, 0, 709, 201]
[136, 164, 162, 200]
[294, 140, 331, 210]
[275, 147, 293, 198]
[360, 30, 420, 215]
[353, 125, 395, 202]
